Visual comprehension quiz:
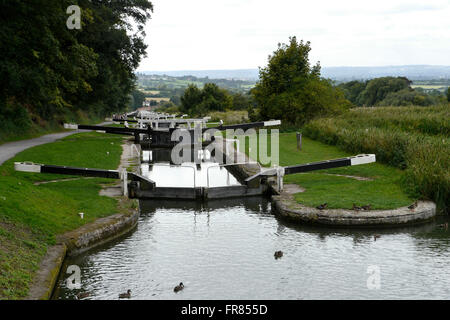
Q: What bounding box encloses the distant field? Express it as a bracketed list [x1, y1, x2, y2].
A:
[208, 110, 248, 124]
[142, 90, 160, 95]
[145, 97, 171, 103]
[411, 84, 446, 90]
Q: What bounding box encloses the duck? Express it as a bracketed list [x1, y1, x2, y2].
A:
[316, 203, 328, 210]
[76, 292, 90, 300]
[437, 222, 448, 230]
[362, 204, 372, 210]
[374, 234, 381, 241]
[408, 201, 418, 210]
[174, 282, 184, 293]
[118, 289, 131, 299]
[274, 251, 283, 259]
[352, 204, 362, 211]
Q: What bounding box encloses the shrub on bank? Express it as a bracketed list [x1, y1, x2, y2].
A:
[303, 106, 449, 213]
[209, 110, 248, 124]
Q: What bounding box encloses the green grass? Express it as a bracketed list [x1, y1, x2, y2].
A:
[208, 110, 249, 124]
[0, 111, 105, 146]
[0, 132, 125, 299]
[277, 133, 413, 209]
[303, 105, 449, 212]
[242, 132, 414, 210]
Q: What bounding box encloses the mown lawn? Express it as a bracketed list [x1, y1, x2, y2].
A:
[0, 132, 126, 299]
[243, 132, 414, 210]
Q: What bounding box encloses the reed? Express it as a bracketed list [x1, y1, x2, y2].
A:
[303, 105, 450, 213]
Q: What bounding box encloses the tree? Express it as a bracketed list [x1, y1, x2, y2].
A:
[357, 77, 412, 106]
[0, 0, 153, 139]
[252, 37, 350, 125]
[377, 88, 435, 106]
[0, 1, 99, 120]
[447, 87, 450, 102]
[180, 84, 203, 114]
[131, 90, 146, 110]
[180, 83, 232, 116]
[338, 80, 367, 106]
[76, 0, 153, 115]
[231, 93, 253, 110]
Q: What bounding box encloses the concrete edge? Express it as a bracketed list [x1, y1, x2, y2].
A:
[25, 207, 139, 300]
[272, 192, 436, 226]
[26, 137, 140, 300]
[26, 244, 67, 300]
[59, 208, 140, 257]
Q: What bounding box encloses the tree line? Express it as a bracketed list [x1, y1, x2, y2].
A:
[179, 83, 254, 116]
[177, 36, 449, 126]
[0, 0, 153, 137]
[338, 77, 447, 107]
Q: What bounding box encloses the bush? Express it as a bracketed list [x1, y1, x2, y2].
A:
[303, 105, 449, 213]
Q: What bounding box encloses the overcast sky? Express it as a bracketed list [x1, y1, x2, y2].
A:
[137, 0, 450, 71]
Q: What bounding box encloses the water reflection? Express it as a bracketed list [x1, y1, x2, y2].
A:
[53, 198, 450, 300]
[140, 163, 241, 188]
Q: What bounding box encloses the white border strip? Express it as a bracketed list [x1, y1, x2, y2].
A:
[14, 162, 42, 173]
[264, 120, 281, 127]
[350, 154, 376, 166]
[64, 123, 79, 130]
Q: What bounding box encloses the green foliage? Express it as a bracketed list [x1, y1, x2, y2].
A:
[378, 88, 436, 106]
[0, 132, 125, 299]
[358, 77, 411, 106]
[130, 89, 146, 110]
[231, 92, 254, 110]
[154, 102, 180, 114]
[0, 0, 153, 135]
[137, 73, 256, 93]
[242, 132, 413, 209]
[180, 83, 232, 116]
[208, 110, 248, 124]
[338, 80, 367, 106]
[303, 105, 450, 213]
[252, 37, 350, 125]
[447, 87, 450, 102]
[338, 77, 442, 107]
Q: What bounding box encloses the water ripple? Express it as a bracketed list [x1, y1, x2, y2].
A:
[53, 198, 450, 300]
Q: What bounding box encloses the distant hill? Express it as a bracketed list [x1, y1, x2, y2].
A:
[321, 65, 450, 81]
[139, 69, 259, 81]
[140, 65, 450, 81]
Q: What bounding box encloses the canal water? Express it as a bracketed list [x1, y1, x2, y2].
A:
[140, 162, 241, 188]
[53, 197, 450, 300]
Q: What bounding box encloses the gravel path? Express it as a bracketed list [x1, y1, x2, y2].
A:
[0, 122, 111, 166]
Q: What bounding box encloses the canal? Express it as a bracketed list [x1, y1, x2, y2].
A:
[53, 197, 450, 300]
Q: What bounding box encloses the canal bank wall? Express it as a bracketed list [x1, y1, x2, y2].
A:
[26, 139, 140, 300]
[271, 192, 436, 227]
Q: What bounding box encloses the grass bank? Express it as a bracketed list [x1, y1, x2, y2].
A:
[239, 132, 413, 210]
[209, 110, 248, 124]
[0, 110, 106, 146]
[277, 133, 413, 209]
[303, 105, 449, 213]
[0, 132, 126, 299]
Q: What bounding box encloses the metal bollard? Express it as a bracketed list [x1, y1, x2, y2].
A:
[276, 166, 285, 193]
[122, 169, 128, 196]
[296, 132, 302, 151]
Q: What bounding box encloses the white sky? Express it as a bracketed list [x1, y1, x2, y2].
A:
[137, 0, 450, 71]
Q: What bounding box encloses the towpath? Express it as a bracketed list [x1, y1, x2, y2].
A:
[0, 122, 111, 166]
